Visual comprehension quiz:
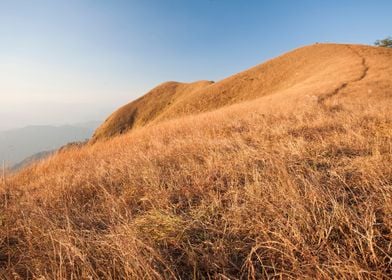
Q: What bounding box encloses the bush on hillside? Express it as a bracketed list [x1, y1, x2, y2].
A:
[374, 36, 392, 48]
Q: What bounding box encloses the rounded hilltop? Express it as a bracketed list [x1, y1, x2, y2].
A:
[91, 80, 214, 142]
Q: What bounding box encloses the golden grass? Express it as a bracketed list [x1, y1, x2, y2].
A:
[92, 43, 374, 142]
[0, 44, 392, 279]
[92, 80, 214, 142]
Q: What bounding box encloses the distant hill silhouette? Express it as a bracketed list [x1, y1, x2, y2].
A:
[11, 150, 54, 171]
[0, 121, 100, 166]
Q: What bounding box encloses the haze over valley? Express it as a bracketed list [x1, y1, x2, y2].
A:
[0, 121, 100, 167]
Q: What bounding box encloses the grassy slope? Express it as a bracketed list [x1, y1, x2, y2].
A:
[1, 44, 392, 279]
[92, 44, 362, 142]
[92, 80, 214, 142]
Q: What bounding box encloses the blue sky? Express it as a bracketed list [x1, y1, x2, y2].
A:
[0, 0, 391, 130]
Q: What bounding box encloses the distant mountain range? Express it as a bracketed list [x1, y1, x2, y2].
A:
[0, 121, 100, 168]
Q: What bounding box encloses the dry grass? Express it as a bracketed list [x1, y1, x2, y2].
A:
[92, 81, 214, 142]
[92, 43, 372, 142]
[0, 44, 392, 279]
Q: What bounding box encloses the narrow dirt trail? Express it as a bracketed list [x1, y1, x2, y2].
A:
[318, 45, 369, 107]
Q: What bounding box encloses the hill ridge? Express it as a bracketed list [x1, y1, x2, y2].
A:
[91, 43, 383, 143]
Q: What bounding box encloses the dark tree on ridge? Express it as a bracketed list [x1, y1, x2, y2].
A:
[374, 36, 392, 48]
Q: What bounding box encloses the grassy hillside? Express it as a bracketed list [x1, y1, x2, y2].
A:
[1, 44, 391, 279]
[93, 44, 369, 142]
[92, 81, 213, 142]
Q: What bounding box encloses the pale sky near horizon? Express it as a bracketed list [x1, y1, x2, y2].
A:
[0, 0, 391, 130]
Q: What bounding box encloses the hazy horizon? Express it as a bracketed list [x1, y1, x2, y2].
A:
[1, 0, 391, 130]
[0, 121, 101, 165]
[0, 119, 102, 132]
